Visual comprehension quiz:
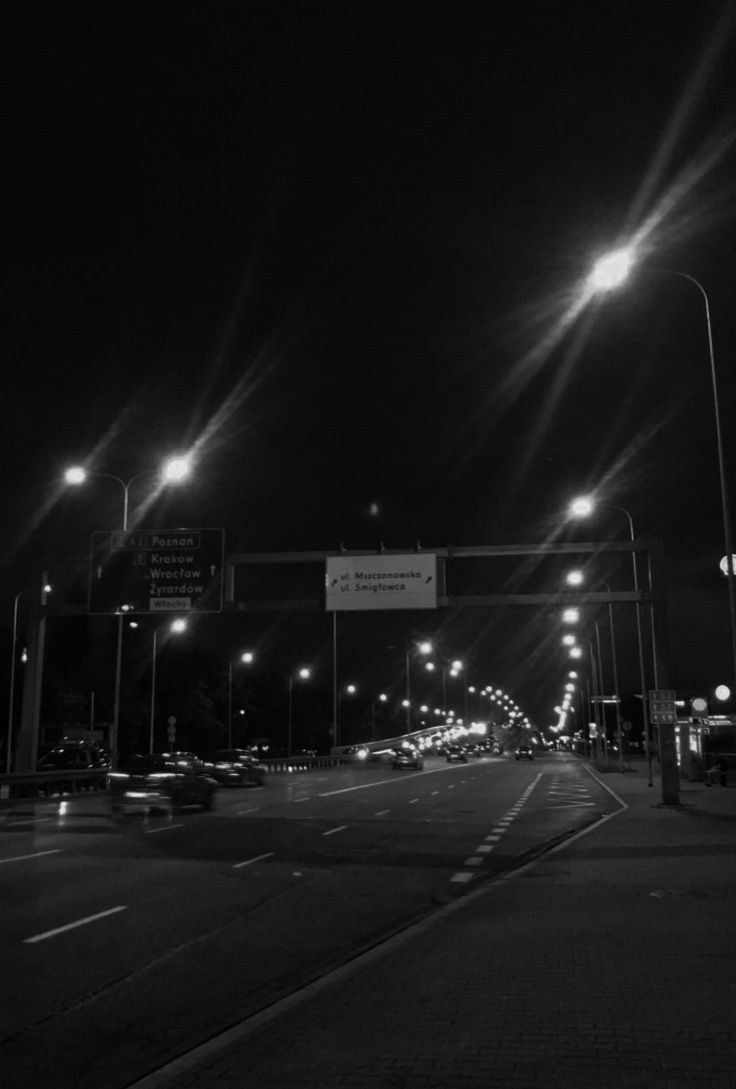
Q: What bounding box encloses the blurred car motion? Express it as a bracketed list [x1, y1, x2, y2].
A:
[200, 749, 266, 786]
[108, 752, 217, 815]
[391, 744, 424, 771]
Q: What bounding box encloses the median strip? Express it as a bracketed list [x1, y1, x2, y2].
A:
[24, 905, 127, 944]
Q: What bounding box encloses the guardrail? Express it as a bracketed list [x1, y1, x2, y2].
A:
[0, 755, 357, 803]
[0, 768, 109, 802]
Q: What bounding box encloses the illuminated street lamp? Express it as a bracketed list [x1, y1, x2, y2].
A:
[405, 640, 432, 731]
[586, 253, 736, 697]
[227, 650, 255, 748]
[64, 456, 194, 765]
[287, 667, 311, 759]
[149, 618, 188, 753]
[568, 500, 651, 779]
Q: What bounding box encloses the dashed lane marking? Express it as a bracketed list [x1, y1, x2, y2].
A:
[145, 824, 185, 835]
[24, 905, 127, 944]
[322, 825, 347, 837]
[374, 809, 390, 816]
[232, 852, 275, 869]
[0, 849, 62, 865]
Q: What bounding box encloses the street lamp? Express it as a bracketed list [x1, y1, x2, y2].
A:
[149, 618, 188, 753]
[336, 683, 358, 748]
[586, 254, 736, 696]
[287, 667, 311, 759]
[565, 568, 624, 771]
[568, 499, 652, 782]
[64, 457, 193, 766]
[227, 651, 255, 749]
[405, 640, 432, 732]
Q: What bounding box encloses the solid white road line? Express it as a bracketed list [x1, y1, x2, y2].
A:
[5, 817, 55, 827]
[0, 849, 62, 865]
[236, 808, 261, 815]
[232, 852, 275, 869]
[145, 824, 185, 834]
[322, 825, 347, 837]
[24, 905, 128, 944]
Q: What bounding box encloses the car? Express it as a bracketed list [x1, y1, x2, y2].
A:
[446, 744, 468, 764]
[108, 752, 217, 814]
[391, 745, 424, 771]
[515, 745, 534, 761]
[201, 748, 267, 786]
[466, 744, 483, 758]
[37, 738, 110, 771]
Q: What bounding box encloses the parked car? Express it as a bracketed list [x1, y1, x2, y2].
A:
[515, 745, 534, 761]
[200, 749, 266, 786]
[391, 744, 424, 771]
[446, 744, 468, 764]
[108, 752, 217, 814]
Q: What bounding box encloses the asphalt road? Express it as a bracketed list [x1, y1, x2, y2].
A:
[0, 752, 618, 1089]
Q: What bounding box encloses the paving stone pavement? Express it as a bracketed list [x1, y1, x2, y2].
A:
[130, 763, 736, 1089]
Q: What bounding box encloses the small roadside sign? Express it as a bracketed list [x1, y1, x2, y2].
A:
[325, 554, 437, 611]
[649, 689, 677, 723]
[89, 528, 224, 614]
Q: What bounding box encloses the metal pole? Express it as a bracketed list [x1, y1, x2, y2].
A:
[593, 621, 607, 763]
[405, 650, 411, 734]
[287, 677, 293, 759]
[149, 629, 158, 753]
[6, 591, 23, 773]
[332, 612, 338, 749]
[607, 600, 624, 771]
[227, 660, 233, 748]
[112, 480, 131, 768]
[671, 273, 736, 692]
[613, 506, 652, 786]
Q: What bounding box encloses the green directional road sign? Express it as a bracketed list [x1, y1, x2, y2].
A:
[89, 528, 225, 614]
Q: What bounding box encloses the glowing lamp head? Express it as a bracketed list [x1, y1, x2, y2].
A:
[588, 247, 635, 292]
[162, 455, 192, 483]
[64, 466, 87, 485]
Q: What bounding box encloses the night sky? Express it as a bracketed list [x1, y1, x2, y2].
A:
[5, 1, 736, 734]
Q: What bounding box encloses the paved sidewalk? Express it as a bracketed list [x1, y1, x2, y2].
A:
[132, 765, 736, 1089]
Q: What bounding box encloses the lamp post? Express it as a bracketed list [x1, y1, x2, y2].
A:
[227, 651, 255, 748]
[568, 497, 653, 785]
[287, 667, 311, 759]
[405, 640, 432, 733]
[149, 618, 188, 753]
[587, 254, 736, 700]
[336, 683, 357, 748]
[64, 456, 193, 766]
[564, 569, 624, 771]
[371, 692, 388, 741]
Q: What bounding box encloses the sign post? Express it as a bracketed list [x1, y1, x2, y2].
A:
[648, 690, 679, 805]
